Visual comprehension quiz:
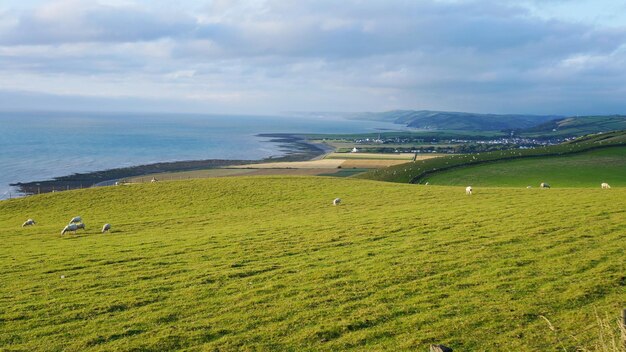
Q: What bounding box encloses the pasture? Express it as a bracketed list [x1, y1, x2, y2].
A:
[359, 130, 626, 184]
[1, 177, 625, 351]
[324, 152, 419, 160]
[126, 153, 429, 183]
[423, 146, 626, 187]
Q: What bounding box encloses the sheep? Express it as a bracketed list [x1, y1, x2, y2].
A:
[22, 219, 36, 227]
[61, 223, 85, 235]
[61, 224, 74, 235]
[333, 198, 341, 206]
[601, 183, 611, 189]
[69, 216, 82, 224]
[466, 186, 473, 195]
[540, 182, 550, 189]
[526, 186, 532, 189]
[102, 223, 111, 233]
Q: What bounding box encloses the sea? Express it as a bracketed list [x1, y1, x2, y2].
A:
[0, 111, 403, 199]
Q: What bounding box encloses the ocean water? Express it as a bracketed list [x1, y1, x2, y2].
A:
[0, 111, 401, 199]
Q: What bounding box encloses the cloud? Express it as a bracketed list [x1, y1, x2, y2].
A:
[0, 0, 194, 45]
[1, 0, 626, 115]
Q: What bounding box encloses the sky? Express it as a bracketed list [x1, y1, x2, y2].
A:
[1, 0, 626, 115]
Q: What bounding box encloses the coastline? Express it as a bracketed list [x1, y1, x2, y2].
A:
[11, 134, 331, 196]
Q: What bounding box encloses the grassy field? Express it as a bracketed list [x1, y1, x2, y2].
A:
[125, 169, 254, 183]
[359, 130, 626, 184]
[423, 147, 626, 187]
[1, 177, 625, 351]
[325, 152, 417, 160]
[325, 152, 446, 161]
[124, 168, 349, 183]
[319, 142, 454, 149]
[121, 155, 417, 184]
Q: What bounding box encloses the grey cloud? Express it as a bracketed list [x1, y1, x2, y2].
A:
[0, 2, 195, 45]
[1, 0, 626, 115]
[185, 0, 626, 63]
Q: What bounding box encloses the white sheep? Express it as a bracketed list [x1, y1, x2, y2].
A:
[333, 198, 341, 206]
[102, 223, 111, 233]
[466, 186, 473, 195]
[69, 216, 82, 224]
[540, 182, 550, 189]
[601, 182, 611, 189]
[22, 219, 36, 227]
[61, 223, 85, 235]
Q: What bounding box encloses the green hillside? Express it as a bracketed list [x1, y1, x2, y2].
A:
[358, 130, 626, 185]
[422, 147, 626, 187]
[347, 111, 626, 139]
[521, 116, 626, 137]
[349, 110, 557, 131]
[1, 177, 625, 351]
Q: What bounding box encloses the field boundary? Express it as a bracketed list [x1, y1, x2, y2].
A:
[409, 144, 626, 184]
[357, 130, 626, 184]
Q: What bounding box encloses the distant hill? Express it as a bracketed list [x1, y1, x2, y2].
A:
[349, 110, 559, 131]
[519, 115, 626, 137]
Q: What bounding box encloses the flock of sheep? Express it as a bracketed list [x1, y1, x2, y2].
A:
[22, 215, 111, 235]
[332, 182, 612, 205]
[22, 182, 614, 230]
[463, 182, 611, 195]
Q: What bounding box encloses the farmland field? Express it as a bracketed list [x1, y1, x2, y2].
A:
[423, 146, 626, 187]
[325, 152, 421, 160]
[124, 168, 347, 183]
[359, 130, 626, 184]
[1, 177, 625, 351]
[339, 159, 410, 168]
[122, 155, 418, 184]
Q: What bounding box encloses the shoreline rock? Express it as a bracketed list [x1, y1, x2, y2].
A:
[11, 134, 328, 196]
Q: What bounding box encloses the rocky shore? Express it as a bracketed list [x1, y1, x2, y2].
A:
[11, 134, 330, 196]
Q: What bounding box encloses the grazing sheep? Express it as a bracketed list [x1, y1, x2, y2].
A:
[102, 223, 111, 233]
[333, 198, 341, 206]
[430, 345, 453, 352]
[465, 186, 473, 195]
[601, 182, 611, 189]
[540, 182, 550, 189]
[22, 219, 36, 227]
[526, 186, 532, 189]
[69, 216, 82, 224]
[61, 223, 85, 235]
